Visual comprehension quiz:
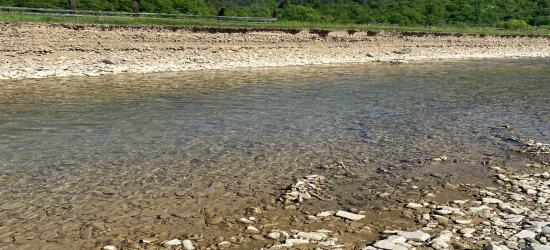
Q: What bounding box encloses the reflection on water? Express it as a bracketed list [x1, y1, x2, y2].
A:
[1, 58, 549, 200]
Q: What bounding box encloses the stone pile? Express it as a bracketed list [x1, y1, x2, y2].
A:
[281, 175, 327, 209]
[365, 169, 550, 250]
[93, 168, 550, 250]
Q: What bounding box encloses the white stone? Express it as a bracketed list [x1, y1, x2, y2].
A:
[406, 203, 423, 209]
[509, 193, 524, 201]
[165, 239, 182, 246]
[245, 226, 260, 234]
[423, 214, 431, 220]
[267, 232, 281, 240]
[397, 231, 430, 241]
[286, 239, 310, 244]
[103, 246, 116, 250]
[297, 232, 326, 241]
[514, 230, 536, 239]
[527, 189, 538, 195]
[217, 241, 231, 247]
[182, 239, 195, 250]
[335, 210, 365, 221]
[431, 241, 449, 249]
[481, 198, 503, 204]
[435, 206, 463, 215]
[533, 245, 550, 250]
[467, 205, 492, 213]
[504, 215, 524, 223]
[316, 211, 333, 217]
[384, 235, 407, 243]
[318, 240, 336, 246]
[238, 218, 254, 224]
[373, 240, 408, 250]
[542, 226, 550, 235]
[460, 228, 476, 234]
[454, 219, 472, 224]
[430, 233, 451, 243]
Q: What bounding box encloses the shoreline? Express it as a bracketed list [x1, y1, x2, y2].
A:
[1, 22, 550, 81]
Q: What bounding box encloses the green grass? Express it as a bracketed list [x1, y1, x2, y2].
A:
[1, 12, 550, 35]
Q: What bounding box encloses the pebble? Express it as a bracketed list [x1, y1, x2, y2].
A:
[163, 239, 182, 246]
[182, 239, 195, 250]
[335, 210, 365, 221]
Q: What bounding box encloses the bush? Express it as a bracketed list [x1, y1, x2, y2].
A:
[500, 19, 531, 30]
[280, 5, 323, 22]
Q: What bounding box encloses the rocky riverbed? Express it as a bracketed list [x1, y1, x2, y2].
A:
[1, 22, 550, 80]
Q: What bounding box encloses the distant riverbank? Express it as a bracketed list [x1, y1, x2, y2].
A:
[1, 22, 550, 80]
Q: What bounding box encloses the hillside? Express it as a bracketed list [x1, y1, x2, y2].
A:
[0, 0, 549, 28]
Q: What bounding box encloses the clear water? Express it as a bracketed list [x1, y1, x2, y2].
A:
[0, 58, 549, 220]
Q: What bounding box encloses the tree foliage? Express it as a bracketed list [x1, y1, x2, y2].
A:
[1, 0, 550, 27]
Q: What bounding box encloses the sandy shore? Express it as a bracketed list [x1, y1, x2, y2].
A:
[1, 22, 550, 80]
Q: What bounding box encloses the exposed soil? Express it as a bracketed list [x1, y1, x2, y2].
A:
[1, 22, 550, 80]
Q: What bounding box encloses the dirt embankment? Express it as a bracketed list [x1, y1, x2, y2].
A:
[1, 22, 550, 80]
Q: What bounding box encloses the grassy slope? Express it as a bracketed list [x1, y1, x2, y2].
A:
[1, 12, 550, 35]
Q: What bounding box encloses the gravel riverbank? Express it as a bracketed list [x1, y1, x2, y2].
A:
[1, 22, 550, 80]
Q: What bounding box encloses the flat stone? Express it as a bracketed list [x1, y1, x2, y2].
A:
[217, 241, 231, 247]
[406, 203, 423, 209]
[454, 219, 472, 224]
[460, 228, 475, 234]
[435, 206, 463, 215]
[504, 215, 524, 223]
[397, 231, 430, 241]
[373, 240, 408, 250]
[103, 246, 116, 250]
[515, 230, 536, 239]
[335, 210, 365, 221]
[316, 211, 333, 217]
[297, 232, 326, 241]
[286, 239, 310, 244]
[467, 205, 492, 213]
[481, 198, 504, 204]
[384, 235, 407, 243]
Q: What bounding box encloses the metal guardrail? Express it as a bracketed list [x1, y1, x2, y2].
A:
[0, 5, 278, 22]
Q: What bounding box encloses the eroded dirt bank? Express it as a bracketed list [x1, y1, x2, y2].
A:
[1, 22, 550, 80]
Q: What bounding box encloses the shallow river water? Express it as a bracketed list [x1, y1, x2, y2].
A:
[0, 58, 549, 248]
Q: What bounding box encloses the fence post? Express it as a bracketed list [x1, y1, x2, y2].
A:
[69, 0, 76, 15]
[272, 9, 278, 19]
[217, 8, 225, 16]
[133, 2, 139, 17]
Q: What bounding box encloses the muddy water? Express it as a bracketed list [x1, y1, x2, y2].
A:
[1, 58, 550, 248]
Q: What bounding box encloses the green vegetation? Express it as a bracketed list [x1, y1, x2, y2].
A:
[1, 0, 550, 31]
